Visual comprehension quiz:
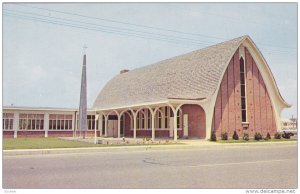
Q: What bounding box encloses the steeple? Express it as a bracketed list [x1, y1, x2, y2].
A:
[78, 51, 87, 138]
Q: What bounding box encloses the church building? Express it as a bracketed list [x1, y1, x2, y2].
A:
[3, 35, 290, 140]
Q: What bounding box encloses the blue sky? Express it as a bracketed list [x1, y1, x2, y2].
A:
[2, 3, 297, 118]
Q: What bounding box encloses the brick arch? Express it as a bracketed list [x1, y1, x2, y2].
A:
[181, 104, 206, 139]
[213, 48, 277, 138]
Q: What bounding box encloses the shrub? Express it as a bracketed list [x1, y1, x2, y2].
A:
[232, 131, 239, 140]
[254, 132, 263, 141]
[221, 132, 228, 140]
[266, 132, 271, 140]
[274, 132, 281, 139]
[243, 133, 249, 141]
[282, 131, 291, 139]
[210, 131, 217, 141]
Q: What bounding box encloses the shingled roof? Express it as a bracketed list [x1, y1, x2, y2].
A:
[93, 35, 247, 110]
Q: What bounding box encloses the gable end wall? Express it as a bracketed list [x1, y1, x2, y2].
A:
[213, 48, 277, 137]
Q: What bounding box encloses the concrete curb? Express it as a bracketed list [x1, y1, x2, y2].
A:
[3, 144, 191, 156]
[3, 140, 297, 156]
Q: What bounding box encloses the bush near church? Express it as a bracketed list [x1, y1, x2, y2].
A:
[243, 133, 249, 141]
[282, 131, 291, 139]
[274, 132, 281, 139]
[221, 132, 228, 140]
[210, 131, 217, 141]
[254, 132, 263, 141]
[232, 131, 239, 140]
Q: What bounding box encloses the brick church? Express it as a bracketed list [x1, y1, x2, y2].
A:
[93, 35, 290, 140]
[3, 35, 290, 140]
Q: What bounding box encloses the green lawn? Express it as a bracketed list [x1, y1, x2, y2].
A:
[3, 137, 160, 150]
[216, 138, 297, 143]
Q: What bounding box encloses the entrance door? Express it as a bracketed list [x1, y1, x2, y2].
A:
[108, 120, 118, 137]
[183, 114, 188, 137]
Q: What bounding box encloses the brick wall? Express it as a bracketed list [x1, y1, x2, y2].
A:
[17, 131, 45, 138]
[213, 48, 277, 138]
[182, 104, 206, 139]
[3, 131, 14, 138]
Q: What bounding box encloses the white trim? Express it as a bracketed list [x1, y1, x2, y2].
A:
[94, 99, 206, 112]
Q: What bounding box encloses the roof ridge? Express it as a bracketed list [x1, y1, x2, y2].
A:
[118, 35, 248, 76]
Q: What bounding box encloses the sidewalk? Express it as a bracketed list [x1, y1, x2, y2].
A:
[3, 139, 297, 157]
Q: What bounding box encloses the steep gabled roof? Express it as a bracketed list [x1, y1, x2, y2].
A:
[93, 35, 288, 110]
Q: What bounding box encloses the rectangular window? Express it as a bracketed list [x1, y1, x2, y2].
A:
[165, 107, 168, 129]
[141, 113, 145, 129]
[18, 114, 44, 130]
[158, 111, 162, 128]
[69, 120, 72, 130]
[177, 111, 180, 128]
[240, 73, 245, 84]
[120, 115, 124, 134]
[3, 113, 14, 130]
[242, 110, 247, 122]
[241, 87, 246, 98]
[49, 114, 72, 131]
[32, 120, 36, 130]
[147, 110, 151, 129]
[40, 119, 44, 130]
[102, 116, 105, 133]
[137, 113, 140, 129]
[241, 97, 246, 110]
[58, 120, 61, 130]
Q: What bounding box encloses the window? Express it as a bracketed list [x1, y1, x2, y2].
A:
[19, 114, 44, 130]
[49, 114, 72, 130]
[141, 111, 145, 129]
[157, 110, 162, 128]
[101, 115, 105, 135]
[87, 115, 97, 130]
[147, 110, 151, 129]
[240, 57, 247, 122]
[164, 107, 168, 128]
[137, 112, 140, 129]
[120, 115, 124, 134]
[3, 113, 14, 131]
[177, 110, 181, 128]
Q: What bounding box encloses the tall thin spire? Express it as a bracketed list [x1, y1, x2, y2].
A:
[78, 48, 87, 138]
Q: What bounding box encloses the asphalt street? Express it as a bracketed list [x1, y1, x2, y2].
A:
[3, 143, 297, 189]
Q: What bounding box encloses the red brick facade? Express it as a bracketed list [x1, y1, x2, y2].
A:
[17, 131, 45, 138]
[182, 104, 206, 139]
[3, 131, 14, 138]
[213, 48, 277, 137]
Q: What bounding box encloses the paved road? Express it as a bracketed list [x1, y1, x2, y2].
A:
[3, 143, 297, 189]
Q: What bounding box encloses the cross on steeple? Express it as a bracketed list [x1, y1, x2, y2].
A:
[83, 44, 88, 54]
